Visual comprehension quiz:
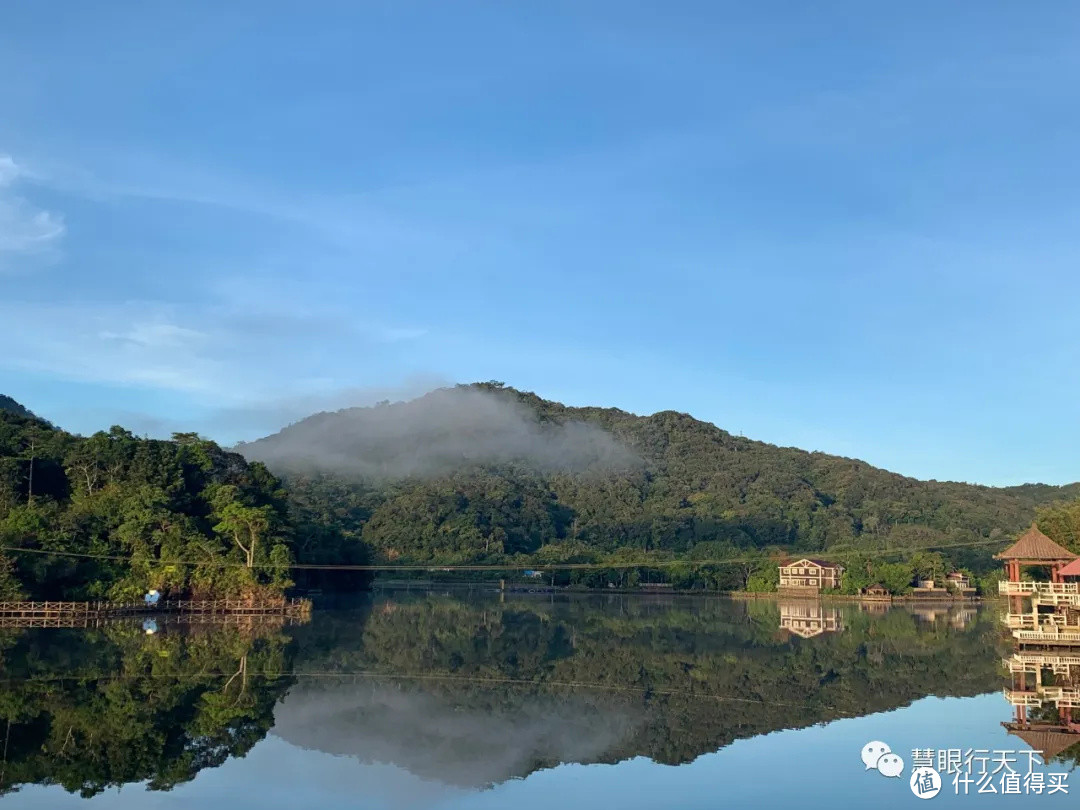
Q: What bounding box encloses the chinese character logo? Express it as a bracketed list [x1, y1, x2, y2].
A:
[861, 741, 905, 778]
[910, 766, 942, 799]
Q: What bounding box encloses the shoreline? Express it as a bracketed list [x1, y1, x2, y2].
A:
[728, 590, 984, 603]
[370, 580, 992, 603]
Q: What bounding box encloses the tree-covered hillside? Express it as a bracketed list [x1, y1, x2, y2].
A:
[6, 383, 1078, 599]
[0, 401, 361, 599]
[0, 395, 38, 420]
[242, 383, 1080, 579]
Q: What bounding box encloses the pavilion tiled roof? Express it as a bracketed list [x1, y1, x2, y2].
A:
[1008, 728, 1080, 763]
[1057, 558, 1080, 578]
[993, 524, 1076, 561]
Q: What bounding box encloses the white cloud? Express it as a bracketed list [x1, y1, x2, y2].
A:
[0, 154, 65, 262]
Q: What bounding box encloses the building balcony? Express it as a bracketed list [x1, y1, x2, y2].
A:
[1004, 686, 1080, 709]
[1005, 611, 1080, 631]
[1004, 688, 1044, 707]
[999, 581, 1080, 604]
[1003, 652, 1080, 675]
[1004, 613, 1038, 629]
[1036, 686, 1080, 709]
[1013, 628, 1080, 645]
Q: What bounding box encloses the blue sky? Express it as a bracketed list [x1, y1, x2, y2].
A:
[1, 1, 1078, 486]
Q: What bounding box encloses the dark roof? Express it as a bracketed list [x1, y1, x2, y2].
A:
[1008, 728, 1080, 763]
[994, 524, 1076, 562]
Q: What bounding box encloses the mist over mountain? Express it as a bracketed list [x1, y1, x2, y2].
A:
[241, 384, 639, 479]
[239, 383, 1080, 569]
[273, 681, 638, 788]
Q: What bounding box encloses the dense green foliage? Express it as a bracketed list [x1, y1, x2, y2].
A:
[0, 407, 298, 599]
[244, 383, 1080, 584]
[0, 623, 293, 797]
[1037, 498, 1080, 555]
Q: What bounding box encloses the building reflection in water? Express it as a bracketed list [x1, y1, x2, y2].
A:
[778, 600, 975, 638]
[906, 604, 978, 629]
[777, 600, 844, 638]
[1003, 650, 1080, 763]
[997, 524, 1080, 763]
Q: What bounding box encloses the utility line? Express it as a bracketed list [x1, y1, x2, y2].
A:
[0, 537, 1007, 571]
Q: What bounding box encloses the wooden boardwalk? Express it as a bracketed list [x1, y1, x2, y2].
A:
[0, 612, 308, 629]
[0, 598, 312, 623]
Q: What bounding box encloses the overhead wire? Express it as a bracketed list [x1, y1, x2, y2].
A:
[0, 536, 1007, 571]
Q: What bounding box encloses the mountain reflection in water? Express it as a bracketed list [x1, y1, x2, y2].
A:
[0, 591, 1064, 805]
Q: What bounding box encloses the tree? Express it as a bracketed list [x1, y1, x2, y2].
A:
[875, 562, 915, 594]
[909, 551, 946, 584]
[0, 407, 300, 600]
[0, 553, 25, 599]
[213, 495, 273, 569]
[1038, 501, 1080, 554]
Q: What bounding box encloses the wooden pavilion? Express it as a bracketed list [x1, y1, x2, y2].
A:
[995, 524, 1077, 584]
[997, 527, 1080, 760]
[997, 525, 1080, 645]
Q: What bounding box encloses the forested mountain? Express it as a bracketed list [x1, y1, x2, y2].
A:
[0, 399, 365, 600]
[241, 383, 1080, 581]
[5, 383, 1078, 599]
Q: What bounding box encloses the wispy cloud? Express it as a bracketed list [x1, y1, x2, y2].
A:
[371, 326, 428, 343]
[0, 301, 224, 396]
[0, 294, 439, 426]
[100, 322, 209, 349]
[0, 154, 65, 264]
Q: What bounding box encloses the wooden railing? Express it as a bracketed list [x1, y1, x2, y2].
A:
[1004, 652, 1080, 673]
[999, 581, 1080, 596]
[0, 598, 311, 618]
[1003, 688, 1042, 707]
[1014, 628, 1080, 645]
[1004, 686, 1080, 709]
[0, 612, 308, 629]
[1004, 613, 1038, 629]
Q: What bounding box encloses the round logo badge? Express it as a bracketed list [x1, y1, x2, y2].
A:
[910, 766, 942, 799]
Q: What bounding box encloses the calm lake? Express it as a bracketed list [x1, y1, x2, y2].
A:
[1, 590, 1074, 808]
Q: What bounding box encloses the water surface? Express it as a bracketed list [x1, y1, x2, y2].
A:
[0, 591, 1073, 807]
